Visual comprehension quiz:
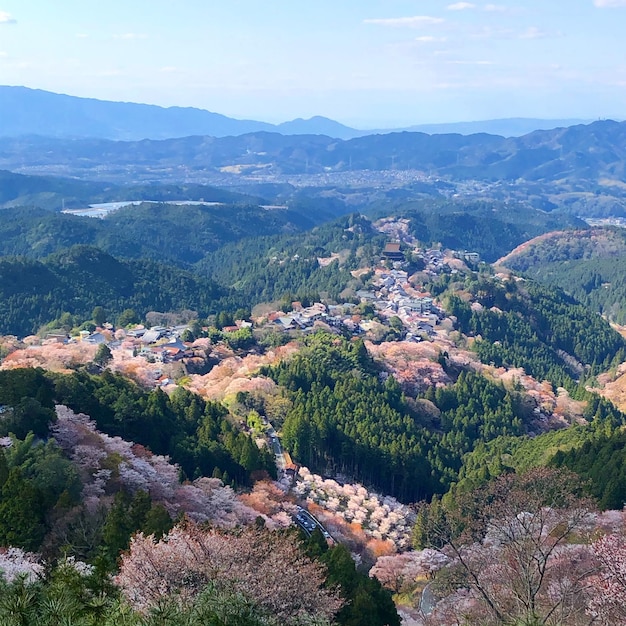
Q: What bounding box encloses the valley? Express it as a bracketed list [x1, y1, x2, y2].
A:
[2, 99, 626, 625]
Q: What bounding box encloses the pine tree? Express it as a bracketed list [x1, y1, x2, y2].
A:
[0, 468, 46, 551]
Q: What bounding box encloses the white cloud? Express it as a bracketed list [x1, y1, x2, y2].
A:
[415, 36, 447, 42]
[470, 26, 514, 39]
[447, 2, 476, 10]
[75, 33, 89, 39]
[112, 33, 148, 40]
[519, 26, 543, 39]
[594, 0, 626, 6]
[0, 11, 16, 24]
[519, 26, 551, 39]
[0, 51, 7, 58]
[363, 16, 445, 28]
[446, 60, 494, 65]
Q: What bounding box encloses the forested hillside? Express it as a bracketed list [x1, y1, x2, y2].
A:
[0, 364, 399, 626]
[369, 199, 585, 262]
[444, 273, 626, 387]
[500, 227, 626, 323]
[265, 334, 544, 501]
[0, 169, 256, 211]
[0, 203, 317, 262]
[0, 246, 228, 336]
[2, 174, 626, 625]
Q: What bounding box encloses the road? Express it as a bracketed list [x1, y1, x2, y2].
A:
[293, 505, 333, 541]
[265, 420, 287, 476]
[263, 418, 334, 541]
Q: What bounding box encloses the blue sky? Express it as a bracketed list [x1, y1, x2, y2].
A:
[0, 1, 625, 127]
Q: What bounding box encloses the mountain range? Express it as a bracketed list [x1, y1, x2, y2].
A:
[0, 85, 590, 141]
[2, 119, 625, 187]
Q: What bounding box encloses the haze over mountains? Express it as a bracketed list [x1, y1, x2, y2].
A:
[3, 119, 625, 185]
[0, 85, 590, 141]
[1, 85, 625, 220]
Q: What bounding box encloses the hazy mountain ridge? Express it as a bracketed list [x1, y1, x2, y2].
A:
[0, 86, 590, 141]
[2, 121, 625, 191]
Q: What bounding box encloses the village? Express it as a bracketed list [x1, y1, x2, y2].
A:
[0, 239, 481, 393]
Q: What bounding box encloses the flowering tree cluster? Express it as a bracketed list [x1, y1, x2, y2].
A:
[588, 533, 626, 625]
[370, 549, 449, 594]
[367, 341, 452, 394]
[0, 341, 96, 373]
[52, 405, 279, 529]
[415, 468, 599, 626]
[185, 343, 298, 400]
[116, 521, 343, 625]
[294, 467, 415, 550]
[0, 547, 43, 583]
[238, 480, 296, 528]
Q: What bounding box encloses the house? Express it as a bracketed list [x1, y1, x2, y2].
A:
[285, 462, 299, 477]
[165, 338, 188, 351]
[141, 328, 165, 344]
[417, 322, 435, 336]
[162, 345, 184, 361]
[464, 252, 481, 264]
[383, 242, 405, 262]
[86, 332, 107, 345]
[301, 305, 326, 323]
[276, 316, 298, 330]
[356, 290, 377, 302]
[390, 270, 408, 281]
[401, 297, 433, 314]
[44, 331, 68, 343]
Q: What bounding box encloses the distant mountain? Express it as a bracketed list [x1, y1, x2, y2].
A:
[399, 118, 593, 138]
[276, 116, 361, 138]
[3, 120, 625, 188]
[0, 86, 271, 140]
[0, 86, 594, 141]
[0, 86, 365, 141]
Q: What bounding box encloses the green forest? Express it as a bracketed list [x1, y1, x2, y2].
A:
[265, 334, 532, 501]
[444, 274, 626, 388]
[0, 247, 228, 336]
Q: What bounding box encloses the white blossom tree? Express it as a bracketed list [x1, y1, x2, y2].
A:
[116, 521, 343, 625]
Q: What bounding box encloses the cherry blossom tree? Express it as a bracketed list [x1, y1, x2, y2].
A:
[588, 533, 626, 625]
[52, 405, 261, 528]
[416, 468, 597, 626]
[116, 521, 343, 625]
[370, 549, 449, 594]
[0, 547, 43, 583]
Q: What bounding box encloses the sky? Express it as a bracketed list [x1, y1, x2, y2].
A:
[0, 1, 625, 128]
